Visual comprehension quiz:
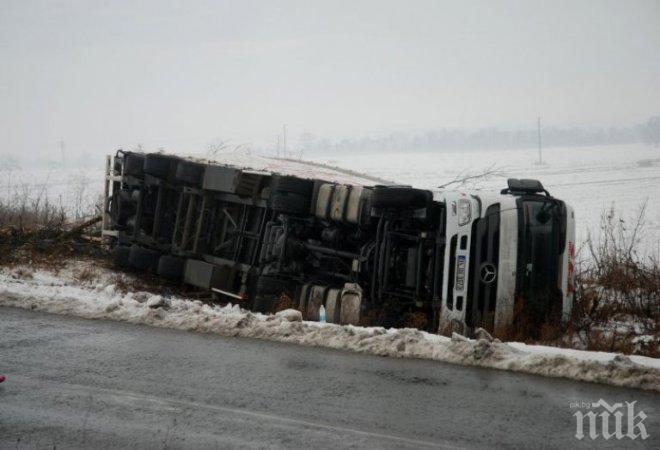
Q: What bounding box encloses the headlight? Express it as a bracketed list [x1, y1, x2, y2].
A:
[457, 199, 472, 226]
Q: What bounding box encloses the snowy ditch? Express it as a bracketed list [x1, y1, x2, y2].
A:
[0, 263, 658, 391]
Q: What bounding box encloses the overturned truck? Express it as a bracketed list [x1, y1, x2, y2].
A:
[102, 151, 576, 337]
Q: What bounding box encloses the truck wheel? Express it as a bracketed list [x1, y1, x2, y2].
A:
[123, 153, 145, 177]
[270, 175, 314, 196]
[144, 154, 178, 179]
[111, 189, 136, 220]
[297, 283, 313, 311]
[325, 288, 342, 323]
[253, 275, 288, 313]
[128, 245, 161, 271]
[340, 291, 361, 325]
[157, 255, 185, 280]
[358, 190, 374, 226]
[371, 186, 431, 209]
[305, 285, 329, 321]
[112, 245, 131, 268]
[269, 191, 310, 216]
[175, 161, 205, 186]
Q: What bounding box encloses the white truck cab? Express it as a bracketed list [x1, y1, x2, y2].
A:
[435, 179, 576, 336]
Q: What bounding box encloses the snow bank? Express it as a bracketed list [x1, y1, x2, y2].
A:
[1, 265, 658, 391]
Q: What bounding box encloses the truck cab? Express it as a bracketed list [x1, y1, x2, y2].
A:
[436, 180, 576, 336]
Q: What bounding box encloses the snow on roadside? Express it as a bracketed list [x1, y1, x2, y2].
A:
[0, 264, 658, 391]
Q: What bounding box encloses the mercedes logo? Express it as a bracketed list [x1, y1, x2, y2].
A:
[480, 263, 497, 284]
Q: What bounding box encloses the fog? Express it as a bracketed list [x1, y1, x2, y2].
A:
[1, 0, 659, 164]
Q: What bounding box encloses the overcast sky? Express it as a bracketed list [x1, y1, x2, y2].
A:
[1, 0, 659, 159]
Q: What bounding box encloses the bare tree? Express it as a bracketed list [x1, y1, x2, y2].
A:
[207, 140, 230, 158]
[436, 164, 505, 189]
[207, 140, 249, 159]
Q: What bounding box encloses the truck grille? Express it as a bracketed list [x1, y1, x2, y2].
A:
[466, 204, 500, 331]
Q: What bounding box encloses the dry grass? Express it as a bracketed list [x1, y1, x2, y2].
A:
[0, 178, 67, 232]
[403, 311, 429, 330]
[559, 205, 658, 356]
[0, 184, 103, 267]
[274, 292, 296, 312]
[73, 266, 97, 284]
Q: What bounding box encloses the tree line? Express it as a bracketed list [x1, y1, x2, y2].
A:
[296, 116, 660, 155]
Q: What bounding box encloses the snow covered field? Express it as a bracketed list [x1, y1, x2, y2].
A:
[0, 261, 658, 391]
[318, 144, 660, 258]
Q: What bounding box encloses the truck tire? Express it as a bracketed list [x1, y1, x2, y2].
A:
[123, 153, 145, 177]
[252, 275, 288, 313]
[128, 245, 161, 271]
[371, 186, 431, 209]
[340, 292, 361, 325]
[157, 255, 185, 280]
[112, 245, 131, 268]
[119, 190, 137, 210]
[144, 154, 178, 179]
[175, 160, 205, 186]
[269, 191, 310, 216]
[270, 175, 314, 196]
[325, 288, 342, 323]
[112, 189, 137, 218]
[297, 283, 313, 311]
[358, 190, 373, 226]
[109, 194, 125, 224]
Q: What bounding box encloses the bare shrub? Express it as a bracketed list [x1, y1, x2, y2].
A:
[0, 181, 67, 232]
[436, 164, 505, 189]
[566, 203, 659, 357]
[69, 173, 96, 221]
[0, 180, 101, 266]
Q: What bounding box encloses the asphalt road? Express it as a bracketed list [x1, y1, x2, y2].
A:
[0, 307, 657, 449]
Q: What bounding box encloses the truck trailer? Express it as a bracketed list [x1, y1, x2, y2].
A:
[102, 151, 576, 337]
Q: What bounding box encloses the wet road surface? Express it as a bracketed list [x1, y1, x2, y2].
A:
[0, 307, 657, 449]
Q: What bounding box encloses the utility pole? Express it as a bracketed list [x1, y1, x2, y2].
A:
[537, 117, 543, 165]
[276, 135, 280, 157]
[282, 124, 287, 158]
